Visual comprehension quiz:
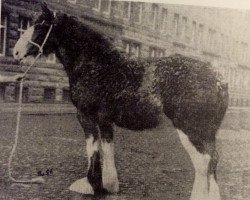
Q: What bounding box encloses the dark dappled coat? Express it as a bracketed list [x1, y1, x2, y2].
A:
[45, 15, 229, 145]
[12, 6, 229, 196]
[68, 51, 228, 137]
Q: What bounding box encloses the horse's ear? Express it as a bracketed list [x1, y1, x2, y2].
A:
[40, 2, 54, 23]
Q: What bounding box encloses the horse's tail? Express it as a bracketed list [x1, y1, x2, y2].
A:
[215, 81, 229, 127]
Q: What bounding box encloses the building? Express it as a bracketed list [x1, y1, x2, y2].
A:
[1, 0, 70, 104]
[1, 0, 250, 107]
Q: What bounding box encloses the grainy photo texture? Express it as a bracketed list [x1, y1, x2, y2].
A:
[0, 0, 249, 200]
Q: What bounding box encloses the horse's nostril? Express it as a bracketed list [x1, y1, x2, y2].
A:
[15, 51, 19, 56]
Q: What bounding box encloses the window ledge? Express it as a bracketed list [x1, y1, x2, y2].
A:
[202, 50, 220, 58]
[103, 11, 111, 17]
[173, 41, 187, 49]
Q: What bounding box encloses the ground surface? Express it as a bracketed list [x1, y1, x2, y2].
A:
[0, 113, 249, 200]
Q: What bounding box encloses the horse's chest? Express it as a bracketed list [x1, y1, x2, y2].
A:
[70, 81, 100, 108]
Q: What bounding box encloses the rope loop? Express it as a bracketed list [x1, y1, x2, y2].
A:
[8, 24, 53, 184]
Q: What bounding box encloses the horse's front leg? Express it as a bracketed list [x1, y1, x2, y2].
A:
[69, 112, 102, 194]
[99, 120, 119, 193]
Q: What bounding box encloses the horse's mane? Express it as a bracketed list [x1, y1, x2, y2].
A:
[55, 13, 129, 65]
[54, 13, 145, 90]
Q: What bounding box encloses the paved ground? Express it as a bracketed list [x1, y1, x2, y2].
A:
[0, 113, 249, 200]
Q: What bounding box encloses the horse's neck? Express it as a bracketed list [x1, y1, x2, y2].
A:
[54, 19, 121, 71]
[54, 17, 145, 94]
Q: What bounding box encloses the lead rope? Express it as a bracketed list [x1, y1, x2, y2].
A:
[8, 24, 53, 184]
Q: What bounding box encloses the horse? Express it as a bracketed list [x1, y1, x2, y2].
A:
[13, 3, 228, 200]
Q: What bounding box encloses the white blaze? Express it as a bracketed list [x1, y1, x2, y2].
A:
[13, 26, 34, 60]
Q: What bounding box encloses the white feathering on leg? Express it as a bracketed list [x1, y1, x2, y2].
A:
[208, 175, 221, 200]
[101, 141, 119, 193]
[177, 129, 211, 200]
[86, 136, 99, 169]
[69, 136, 99, 194]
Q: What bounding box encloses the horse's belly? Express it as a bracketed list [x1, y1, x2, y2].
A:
[114, 93, 163, 131]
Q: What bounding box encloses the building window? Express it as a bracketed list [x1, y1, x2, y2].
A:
[197, 24, 204, 48]
[161, 8, 168, 32]
[151, 4, 159, 30]
[67, 0, 77, 4]
[123, 1, 131, 19]
[225, 36, 230, 58]
[220, 33, 225, 56]
[173, 13, 180, 38]
[15, 85, 29, 103]
[212, 30, 217, 52]
[207, 29, 213, 51]
[232, 41, 238, 61]
[131, 2, 142, 24]
[228, 68, 233, 89]
[0, 83, 6, 102]
[93, 0, 101, 12]
[62, 89, 70, 102]
[18, 16, 31, 37]
[240, 42, 244, 61]
[191, 21, 197, 45]
[123, 40, 141, 58]
[46, 54, 57, 64]
[181, 16, 189, 43]
[102, 0, 111, 15]
[44, 88, 56, 102]
[244, 43, 248, 63]
[111, 1, 120, 18]
[248, 71, 250, 88]
[241, 42, 248, 63]
[0, 15, 7, 56]
[149, 47, 165, 58]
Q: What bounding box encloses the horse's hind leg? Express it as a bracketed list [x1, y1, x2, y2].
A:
[177, 129, 221, 200]
[69, 111, 102, 194]
[208, 144, 221, 200]
[98, 119, 119, 193]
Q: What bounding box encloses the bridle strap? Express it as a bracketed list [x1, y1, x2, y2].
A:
[21, 24, 53, 78]
[8, 23, 54, 185]
[28, 40, 41, 51]
[27, 24, 53, 55]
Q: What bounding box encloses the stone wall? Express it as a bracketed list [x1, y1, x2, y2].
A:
[1, 0, 250, 107]
[221, 108, 250, 130]
[1, 0, 123, 104]
[1, 0, 69, 103]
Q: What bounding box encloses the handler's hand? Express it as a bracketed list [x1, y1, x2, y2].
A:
[13, 74, 25, 82]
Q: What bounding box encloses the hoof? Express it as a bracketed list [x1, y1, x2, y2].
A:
[69, 177, 94, 195]
[208, 176, 221, 200]
[103, 176, 119, 193]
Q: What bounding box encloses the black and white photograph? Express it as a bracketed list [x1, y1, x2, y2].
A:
[0, 0, 250, 199]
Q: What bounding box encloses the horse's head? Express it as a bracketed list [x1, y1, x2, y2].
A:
[13, 3, 57, 61]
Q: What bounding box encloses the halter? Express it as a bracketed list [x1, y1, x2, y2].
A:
[8, 21, 54, 185]
[19, 21, 53, 78]
[27, 21, 54, 55]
